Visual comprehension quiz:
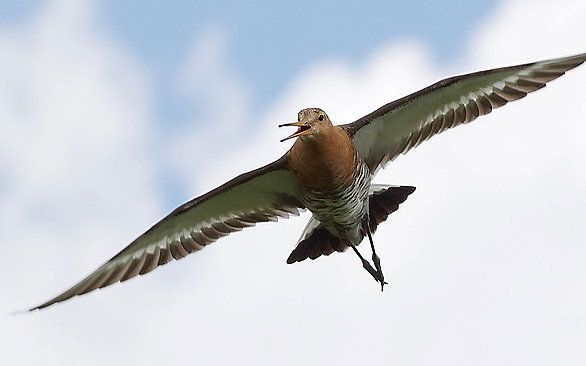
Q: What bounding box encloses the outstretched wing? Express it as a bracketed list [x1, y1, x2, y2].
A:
[343, 53, 586, 174]
[30, 155, 304, 310]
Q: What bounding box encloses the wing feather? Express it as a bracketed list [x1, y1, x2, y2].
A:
[30, 155, 304, 310]
[344, 53, 586, 173]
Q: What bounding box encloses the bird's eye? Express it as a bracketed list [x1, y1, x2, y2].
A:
[318, 115, 324, 121]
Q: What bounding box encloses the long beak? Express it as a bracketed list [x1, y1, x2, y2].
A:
[278, 121, 311, 142]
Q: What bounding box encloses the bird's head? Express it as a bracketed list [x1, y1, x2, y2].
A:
[279, 108, 333, 142]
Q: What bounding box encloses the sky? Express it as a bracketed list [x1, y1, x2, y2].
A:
[1, 0, 585, 365]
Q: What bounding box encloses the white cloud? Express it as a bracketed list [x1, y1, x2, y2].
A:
[2, 0, 585, 365]
[0, 0, 161, 363]
[168, 27, 254, 190]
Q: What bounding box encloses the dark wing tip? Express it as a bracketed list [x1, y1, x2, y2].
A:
[25, 285, 99, 312]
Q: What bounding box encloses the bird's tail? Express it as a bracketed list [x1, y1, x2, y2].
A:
[286, 185, 415, 264]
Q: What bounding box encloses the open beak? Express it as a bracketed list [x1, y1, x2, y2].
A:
[278, 121, 312, 142]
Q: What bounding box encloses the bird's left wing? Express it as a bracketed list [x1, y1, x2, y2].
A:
[30, 154, 304, 311]
[343, 53, 586, 174]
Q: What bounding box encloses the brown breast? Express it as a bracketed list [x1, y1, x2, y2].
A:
[287, 127, 357, 192]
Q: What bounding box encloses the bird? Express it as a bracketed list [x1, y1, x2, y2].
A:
[27, 52, 586, 311]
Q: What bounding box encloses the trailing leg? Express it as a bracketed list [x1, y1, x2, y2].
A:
[365, 221, 387, 291]
[348, 242, 381, 284]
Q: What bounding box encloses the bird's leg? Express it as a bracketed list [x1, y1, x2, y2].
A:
[364, 218, 387, 291]
[366, 225, 386, 291]
[348, 243, 381, 284]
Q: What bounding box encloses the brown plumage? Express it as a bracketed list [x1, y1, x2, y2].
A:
[288, 117, 357, 192]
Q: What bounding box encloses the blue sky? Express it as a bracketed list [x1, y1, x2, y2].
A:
[1, 0, 498, 128]
[0, 0, 499, 207]
[98, 0, 497, 105]
[1, 1, 585, 365]
[114, 0, 496, 205]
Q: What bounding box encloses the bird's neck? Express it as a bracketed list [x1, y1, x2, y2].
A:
[288, 126, 357, 192]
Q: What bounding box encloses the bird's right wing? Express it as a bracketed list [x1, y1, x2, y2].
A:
[343, 53, 586, 174]
[30, 154, 304, 311]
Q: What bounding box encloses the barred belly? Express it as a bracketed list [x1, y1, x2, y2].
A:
[300, 160, 371, 245]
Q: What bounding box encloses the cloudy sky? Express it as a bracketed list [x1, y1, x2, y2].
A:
[1, 0, 585, 364]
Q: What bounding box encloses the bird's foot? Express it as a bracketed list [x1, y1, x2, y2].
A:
[372, 252, 387, 291]
[380, 280, 388, 291]
[361, 257, 387, 290]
